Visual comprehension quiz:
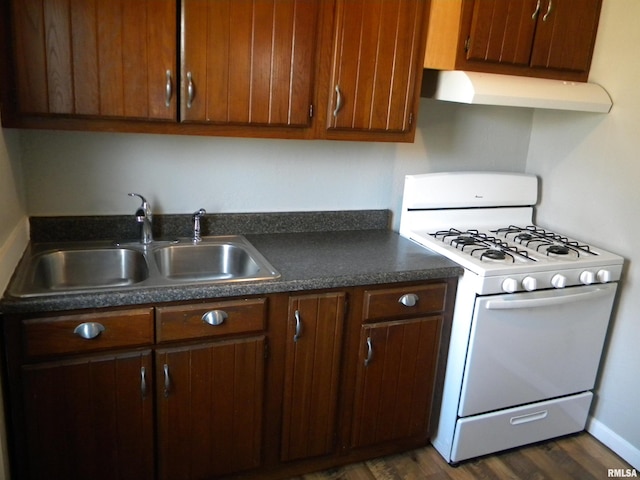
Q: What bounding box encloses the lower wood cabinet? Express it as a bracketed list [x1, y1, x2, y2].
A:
[280, 292, 345, 461]
[2, 279, 455, 480]
[156, 337, 265, 480]
[350, 317, 442, 448]
[21, 350, 155, 480]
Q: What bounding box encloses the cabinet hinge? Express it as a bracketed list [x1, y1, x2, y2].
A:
[309, 104, 314, 118]
[408, 112, 413, 126]
[264, 338, 269, 360]
[464, 36, 471, 53]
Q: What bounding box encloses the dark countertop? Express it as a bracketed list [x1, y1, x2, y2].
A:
[0, 230, 462, 315]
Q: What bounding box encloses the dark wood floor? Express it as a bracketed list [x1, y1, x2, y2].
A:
[295, 433, 635, 480]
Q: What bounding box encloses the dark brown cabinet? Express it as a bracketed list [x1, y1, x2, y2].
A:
[324, 0, 428, 139]
[3, 280, 454, 479]
[22, 351, 154, 480]
[10, 0, 177, 119]
[424, 0, 602, 81]
[156, 338, 265, 479]
[155, 298, 267, 479]
[345, 283, 449, 451]
[280, 292, 345, 461]
[350, 317, 442, 448]
[2, 0, 429, 141]
[6, 307, 155, 480]
[180, 0, 319, 127]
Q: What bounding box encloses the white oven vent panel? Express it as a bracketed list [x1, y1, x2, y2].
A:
[402, 172, 538, 210]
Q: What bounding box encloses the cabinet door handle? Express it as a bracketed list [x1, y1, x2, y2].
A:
[202, 310, 228, 326]
[165, 69, 173, 107]
[532, 0, 541, 19]
[398, 293, 419, 307]
[364, 336, 373, 366]
[293, 310, 302, 342]
[187, 71, 195, 108]
[333, 85, 343, 117]
[73, 322, 105, 340]
[543, 0, 553, 21]
[163, 364, 171, 398]
[140, 366, 147, 398]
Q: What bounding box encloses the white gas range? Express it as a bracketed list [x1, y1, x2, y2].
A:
[399, 172, 624, 463]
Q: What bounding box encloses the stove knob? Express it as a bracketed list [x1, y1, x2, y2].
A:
[551, 274, 567, 289]
[597, 269, 613, 283]
[579, 271, 596, 285]
[522, 276, 537, 291]
[502, 278, 519, 293]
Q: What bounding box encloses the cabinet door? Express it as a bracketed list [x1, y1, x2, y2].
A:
[327, 0, 426, 133]
[530, 0, 602, 72]
[350, 316, 442, 448]
[21, 351, 154, 480]
[466, 0, 539, 66]
[181, 0, 319, 126]
[157, 337, 265, 480]
[11, 0, 177, 119]
[281, 292, 345, 461]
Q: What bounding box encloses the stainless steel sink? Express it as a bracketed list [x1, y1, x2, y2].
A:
[6, 236, 280, 298]
[154, 242, 273, 281]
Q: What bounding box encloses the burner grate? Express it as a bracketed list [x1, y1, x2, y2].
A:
[493, 226, 597, 257]
[431, 229, 536, 263]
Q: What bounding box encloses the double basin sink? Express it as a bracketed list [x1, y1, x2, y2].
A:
[7, 236, 281, 298]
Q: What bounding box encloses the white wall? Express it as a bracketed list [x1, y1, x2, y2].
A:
[0, 115, 27, 480]
[18, 100, 532, 220]
[526, 0, 640, 468]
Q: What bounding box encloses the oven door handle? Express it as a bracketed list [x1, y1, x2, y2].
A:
[485, 286, 612, 310]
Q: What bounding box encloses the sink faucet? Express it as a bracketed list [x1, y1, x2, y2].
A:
[128, 193, 153, 245]
[192, 208, 206, 243]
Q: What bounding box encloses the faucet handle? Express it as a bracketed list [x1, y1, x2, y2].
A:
[192, 208, 206, 219]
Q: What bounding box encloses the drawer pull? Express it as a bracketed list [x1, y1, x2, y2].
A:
[293, 310, 302, 342]
[163, 364, 171, 397]
[398, 293, 419, 307]
[140, 366, 147, 398]
[73, 322, 105, 340]
[202, 310, 228, 326]
[364, 336, 373, 366]
[510, 410, 548, 425]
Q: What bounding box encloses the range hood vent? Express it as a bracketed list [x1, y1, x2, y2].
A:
[422, 70, 612, 113]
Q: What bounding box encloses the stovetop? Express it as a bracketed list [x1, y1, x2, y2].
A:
[400, 172, 623, 294]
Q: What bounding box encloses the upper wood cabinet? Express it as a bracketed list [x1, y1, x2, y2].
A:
[10, 0, 177, 119]
[424, 0, 602, 81]
[3, 0, 430, 141]
[180, 0, 319, 127]
[323, 0, 428, 139]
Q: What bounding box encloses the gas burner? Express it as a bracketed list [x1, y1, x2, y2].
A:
[547, 245, 570, 256]
[481, 249, 507, 261]
[452, 236, 478, 248]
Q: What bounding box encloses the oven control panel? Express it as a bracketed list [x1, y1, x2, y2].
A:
[487, 265, 623, 295]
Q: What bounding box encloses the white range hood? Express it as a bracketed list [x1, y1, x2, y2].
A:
[425, 71, 612, 113]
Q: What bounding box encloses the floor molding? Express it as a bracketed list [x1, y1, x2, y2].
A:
[588, 416, 640, 469]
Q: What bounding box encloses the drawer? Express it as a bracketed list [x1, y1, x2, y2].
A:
[22, 308, 154, 358]
[451, 392, 592, 463]
[156, 298, 266, 342]
[363, 283, 447, 322]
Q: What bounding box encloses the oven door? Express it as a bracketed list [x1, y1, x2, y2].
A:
[458, 283, 617, 417]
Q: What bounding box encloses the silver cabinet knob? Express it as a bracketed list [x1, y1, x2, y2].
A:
[73, 322, 105, 339]
[398, 293, 419, 307]
[202, 310, 228, 326]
